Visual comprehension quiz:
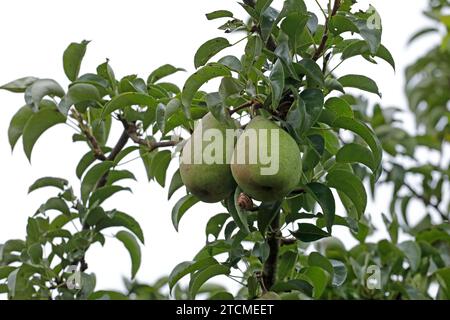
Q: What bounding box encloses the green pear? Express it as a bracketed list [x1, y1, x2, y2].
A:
[179, 113, 236, 203]
[231, 116, 301, 202]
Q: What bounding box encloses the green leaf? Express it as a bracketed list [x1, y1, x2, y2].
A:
[325, 78, 345, 94]
[255, 0, 273, 14]
[326, 169, 367, 219]
[63, 40, 90, 81]
[24, 79, 65, 111]
[206, 92, 234, 127]
[281, 12, 309, 50]
[150, 150, 172, 188]
[89, 186, 131, 206]
[302, 135, 324, 171]
[76, 151, 97, 179]
[206, 10, 233, 20]
[296, 58, 324, 87]
[22, 107, 66, 161]
[218, 55, 242, 72]
[140, 148, 157, 181]
[332, 117, 382, 178]
[301, 266, 330, 298]
[219, 77, 242, 101]
[274, 34, 298, 79]
[320, 97, 353, 125]
[96, 211, 144, 243]
[260, 7, 278, 43]
[168, 257, 218, 291]
[0, 76, 38, 93]
[8, 105, 33, 150]
[269, 59, 285, 108]
[45, 229, 72, 240]
[80, 161, 114, 203]
[277, 251, 298, 280]
[7, 264, 41, 299]
[2, 239, 25, 257]
[89, 290, 129, 300]
[225, 189, 250, 235]
[347, 6, 382, 54]
[279, 0, 307, 17]
[242, 35, 263, 71]
[28, 177, 68, 193]
[338, 74, 381, 97]
[194, 37, 231, 69]
[172, 194, 200, 231]
[97, 60, 116, 89]
[147, 64, 185, 84]
[435, 267, 450, 299]
[209, 292, 234, 300]
[168, 169, 184, 200]
[398, 241, 421, 273]
[305, 183, 335, 233]
[102, 92, 156, 118]
[116, 231, 141, 279]
[78, 273, 97, 299]
[49, 213, 77, 230]
[206, 213, 229, 240]
[40, 197, 70, 216]
[189, 264, 230, 299]
[27, 243, 43, 264]
[291, 223, 329, 242]
[156, 103, 166, 134]
[67, 83, 101, 104]
[287, 89, 324, 137]
[308, 252, 333, 275]
[106, 169, 136, 185]
[257, 201, 282, 236]
[271, 280, 313, 297]
[407, 27, 439, 45]
[301, 88, 324, 128]
[181, 63, 231, 118]
[0, 266, 15, 280]
[336, 143, 376, 172]
[341, 40, 395, 70]
[60, 82, 102, 115]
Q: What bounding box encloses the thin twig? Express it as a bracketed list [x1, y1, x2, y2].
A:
[70, 109, 106, 161]
[262, 215, 281, 290]
[229, 100, 258, 115]
[119, 117, 178, 151]
[312, 0, 341, 61]
[404, 182, 447, 221]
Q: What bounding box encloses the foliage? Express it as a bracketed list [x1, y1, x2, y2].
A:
[0, 0, 448, 300]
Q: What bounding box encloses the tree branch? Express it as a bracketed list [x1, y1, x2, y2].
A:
[262, 213, 281, 290]
[119, 117, 178, 152]
[312, 0, 341, 61]
[77, 116, 178, 272]
[107, 129, 130, 161]
[70, 109, 106, 161]
[229, 100, 262, 115]
[404, 182, 448, 221]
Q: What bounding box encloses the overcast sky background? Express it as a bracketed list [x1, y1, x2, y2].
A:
[0, 0, 440, 295]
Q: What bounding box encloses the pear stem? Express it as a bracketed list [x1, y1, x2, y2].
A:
[262, 212, 281, 290]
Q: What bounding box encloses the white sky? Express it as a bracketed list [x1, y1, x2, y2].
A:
[0, 0, 439, 295]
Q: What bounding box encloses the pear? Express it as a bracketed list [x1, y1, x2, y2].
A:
[179, 113, 236, 203]
[231, 116, 301, 202]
